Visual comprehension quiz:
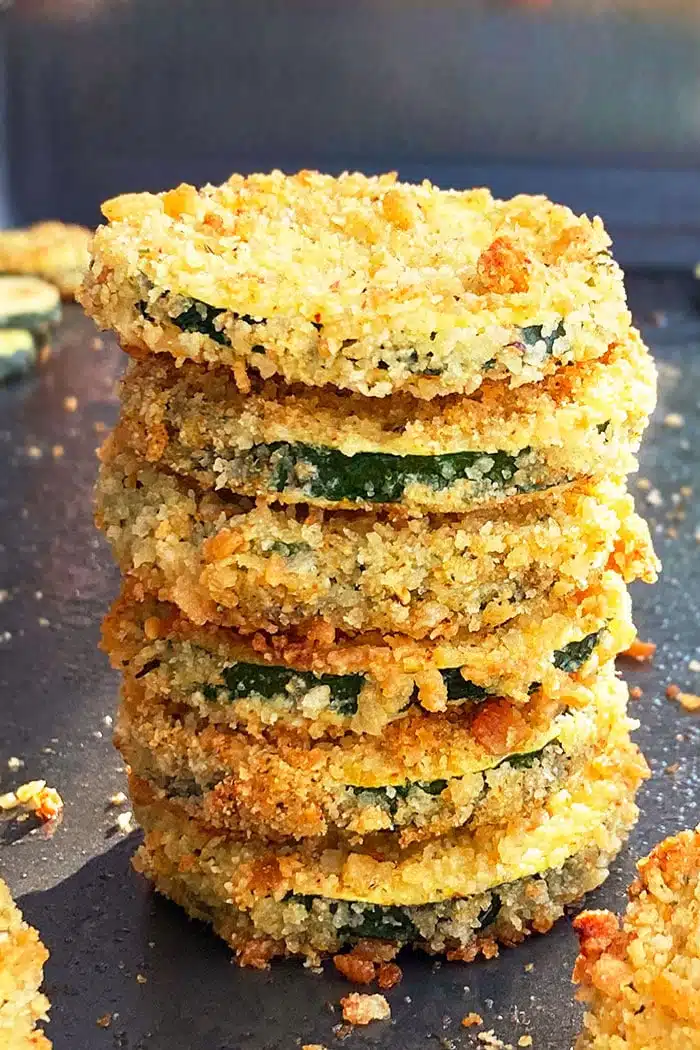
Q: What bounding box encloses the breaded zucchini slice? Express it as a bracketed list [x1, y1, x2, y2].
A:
[573, 827, 700, 1050]
[0, 276, 60, 333]
[0, 221, 92, 299]
[129, 735, 647, 965]
[116, 669, 632, 846]
[115, 332, 656, 514]
[79, 171, 631, 399]
[0, 878, 51, 1049]
[95, 451, 657, 639]
[101, 572, 636, 736]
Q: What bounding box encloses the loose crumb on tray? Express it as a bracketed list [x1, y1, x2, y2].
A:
[0, 780, 63, 822]
[462, 1012, 484, 1027]
[621, 638, 656, 662]
[340, 993, 391, 1025]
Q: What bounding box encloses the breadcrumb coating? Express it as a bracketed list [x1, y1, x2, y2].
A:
[102, 571, 635, 734]
[113, 331, 655, 514]
[574, 827, 700, 1050]
[129, 732, 645, 964]
[78, 170, 630, 399]
[0, 878, 51, 1049]
[115, 667, 632, 846]
[0, 221, 92, 298]
[130, 729, 646, 910]
[95, 449, 657, 639]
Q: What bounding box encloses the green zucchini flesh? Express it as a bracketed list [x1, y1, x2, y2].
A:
[193, 630, 603, 717]
[0, 276, 61, 331]
[202, 663, 364, 716]
[249, 441, 535, 504]
[285, 894, 501, 942]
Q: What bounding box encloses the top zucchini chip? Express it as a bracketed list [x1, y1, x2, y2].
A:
[79, 170, 631, 398]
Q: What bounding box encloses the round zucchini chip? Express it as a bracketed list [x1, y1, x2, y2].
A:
[95, 449, 657, 639]
[0, 276, 61, 332]
[129, 731, 647, 963]
[80, 171, 630, 400]
[114, 330, 656, 515]
[116, 668, 632, 846]
[101, 571, 636, 737]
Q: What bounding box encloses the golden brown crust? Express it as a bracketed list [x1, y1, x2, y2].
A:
[111, 332, 656, 514]
[101, 571, 636, 734]
[114, 668, 631, 846]
[0, 879, 51, 1049]
[78, 171, 630, 398]
[129, 725, 647, 908]
[95, 447, 658, 639]
[574, 828, 700, 1049]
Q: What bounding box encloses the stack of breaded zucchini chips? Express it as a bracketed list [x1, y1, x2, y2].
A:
[80, 171, 659, 968]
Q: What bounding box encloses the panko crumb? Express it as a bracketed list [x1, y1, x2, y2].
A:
[478, 1032, 513, 1049]
[333, 946, 402, 988]
[621, 638, 656, 662]
[518, 1037, 534, 1048]
[0, 780, 63, 822]
[462, 1012, 484, 1027]
[677, 692, 700, 712]
[302, 1045, 328, 1050]
[339, 993, 391, 1026]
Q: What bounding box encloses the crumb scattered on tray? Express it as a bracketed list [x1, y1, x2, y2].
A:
[478, 1031, 513, 1049]
[115, 810, 134, 833]
[518, 1037, 533, 1048]
[0, 780, 63, 822]
[629, 686, 643, 700]
[340, 993, 391, 1026]
[63, 395, 78, 412]
[96, 1013, 112, 1028]
[462, 1012, 484, 1028]
[622, 638, 656, 662]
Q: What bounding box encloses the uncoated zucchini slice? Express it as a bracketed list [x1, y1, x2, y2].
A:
[0, 328, 37, 381]
[0, 275, 61, 331]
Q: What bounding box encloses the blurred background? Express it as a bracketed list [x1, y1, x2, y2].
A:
[2, 0, 700, 265]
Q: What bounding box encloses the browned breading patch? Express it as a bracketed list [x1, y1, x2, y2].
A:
[116, 671, 637, 851]
[573, 827, 700, 1048]
[100, 573, 637, 744]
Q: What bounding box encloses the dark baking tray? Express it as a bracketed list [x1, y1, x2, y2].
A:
[2, 271, 700, 1050]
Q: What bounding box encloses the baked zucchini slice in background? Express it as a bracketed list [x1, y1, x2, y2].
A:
[0, 329, 37, 382]
[0, 275, 61, 331]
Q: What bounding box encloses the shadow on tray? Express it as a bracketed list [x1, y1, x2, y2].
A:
[17, 833, 587, 1050]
